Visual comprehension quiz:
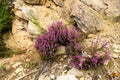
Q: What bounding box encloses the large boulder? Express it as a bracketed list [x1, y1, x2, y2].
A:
[12, 18, 33, 49]
[70, 1, 103, 33]
[104, 0, 120, 18]
[80, 0, 120, 18]
[80, 0, 107, 15]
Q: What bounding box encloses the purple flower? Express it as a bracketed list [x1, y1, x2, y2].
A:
[91, 57, 98, 64]
[70, 54, 85, 69]
[90, 37, 99, 48]
[102, 42, 108, 48]
[105, 50, 111, 58]
[101, 50, 111, 63]
[95, 54, 100, 59]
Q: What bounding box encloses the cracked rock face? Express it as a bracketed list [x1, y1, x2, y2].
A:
[80, 0, 107, 15]
[80, 0, 120, 18]
[24, 0, 47, 5]
[70, 1, 102, 33]
[104, 0, 120, 18]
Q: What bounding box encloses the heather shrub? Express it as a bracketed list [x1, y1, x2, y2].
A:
[35, 33, 58, 60]
[35, 21, 83, 60]
[70, 38, 111, 70]
[35, 21, 111, 70]
[65, 27, 83, 55]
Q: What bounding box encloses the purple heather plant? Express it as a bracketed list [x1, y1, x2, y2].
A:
[35, 21, 111, 70]
[90, 54, 100, 64]
[70, 54, 86, 69]
[35, 21, 83, 60]
[65, 27, 83, 55]
[70, 38, 111, 70]
[71, 52, 111, 70]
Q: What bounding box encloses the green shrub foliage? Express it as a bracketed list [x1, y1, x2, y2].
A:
[0, 0, 12, 37]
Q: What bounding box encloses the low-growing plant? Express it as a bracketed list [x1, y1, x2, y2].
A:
[24, 60, 38, 68]
[65, 27, 83, 55]
[35, 21, 83, 60]
[0, 64, 6, 72]
[35, 21, 111, 70]
[70, 38, 111, 70]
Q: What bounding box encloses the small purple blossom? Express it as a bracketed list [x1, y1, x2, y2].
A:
[70, 54, 85, 69]
[101, 50, 111, 63]
[102, 41, 108, 48]
[90, 54, 100, 64]
[90, 37, 99, 48]
[91, 57, 98, 64]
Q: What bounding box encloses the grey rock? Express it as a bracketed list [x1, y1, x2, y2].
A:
[57, 75, 78, 80]
[80, 0, 107, 15]
[45, 76, 50, 80]
[71, 1, 102, 33]
[15, 66, 24, 74]
[38, 75, 45, 80]
[52, 0, 64, 7]
[24, 0, 47, 5]
[80, 0, 120, 18]
[8, 73, 16, 80]
[12, 62, 22, 68]
[112, 53, 119, 58]
[56, 46, 66, 55]
[104, 0, 120, 18]
[84, 74, 92, 80]
[67, 68, 83, 77]
[28, 21, 41, 35]
[50, 75, 55, 79]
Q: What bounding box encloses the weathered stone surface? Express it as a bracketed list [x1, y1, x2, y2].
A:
[24, 0, 46, 5]
[71, 1, 103, 33]
[113, 44, 120, 53]
[38, 75, 46, 80]
[27, 21, 40, 35]
[80, 0, 120, 18]
[12, 19, 33, 49]
[15, 66, 24, 73]
[67, 68, 83, 77]
[56, 46, 66, 54]
[50, 75, 55, 79]
[80, 0, 107, 14]
[13, 0, 28, 20]
[12, 62, 22, 68]
[31, 6, 61, 30]
[112, 53, 119, 58]
[3, 33, 19, 49]
[12, 0, 66, 49]
[13, 1, 62, 31]
[52, 0, 64, 7]
[104, 0, 120, 18]
[57, 75, 78, 80]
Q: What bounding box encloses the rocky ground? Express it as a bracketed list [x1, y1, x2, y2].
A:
[0, 0, 120, 80]
[0, 23, 120, 80]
